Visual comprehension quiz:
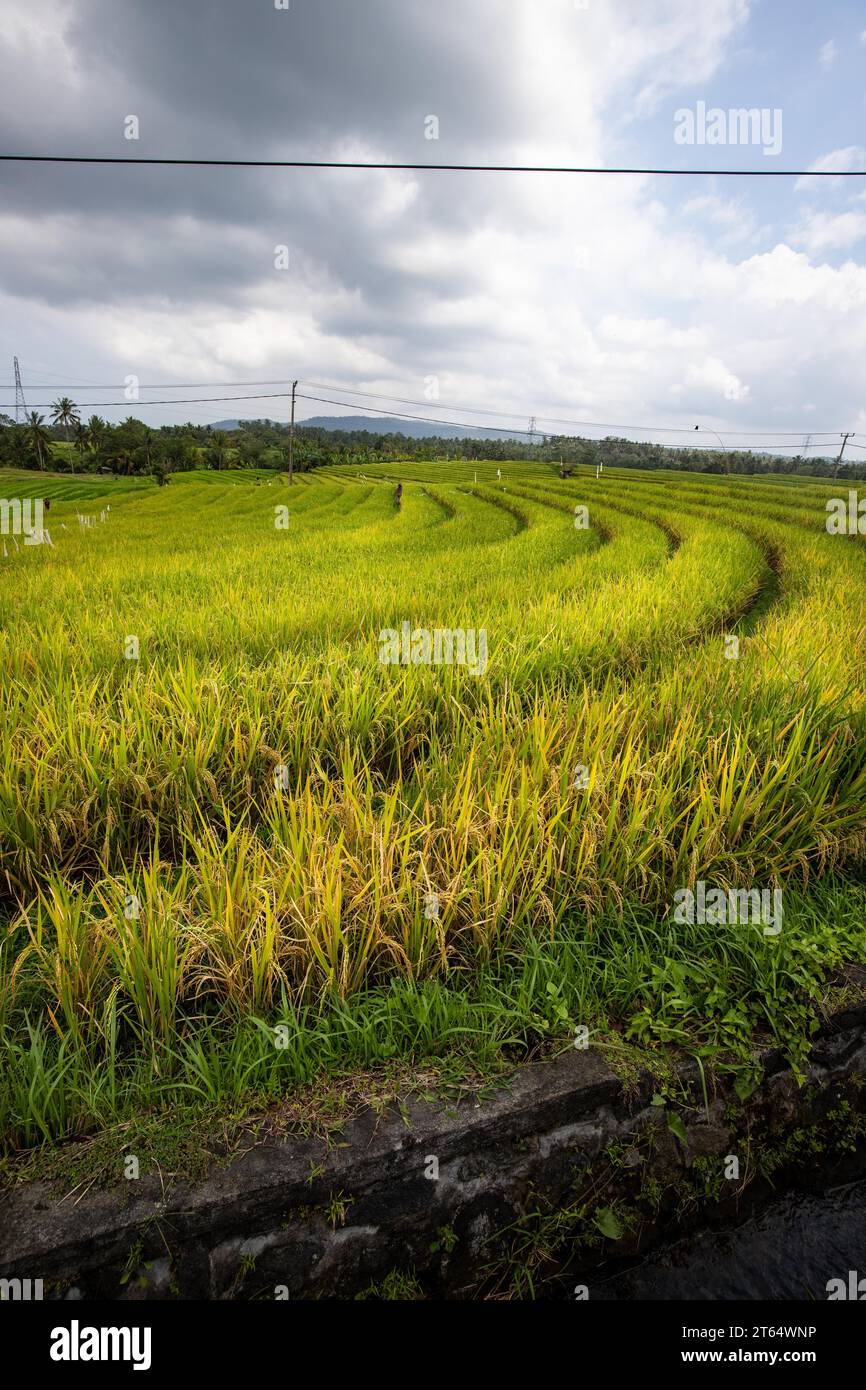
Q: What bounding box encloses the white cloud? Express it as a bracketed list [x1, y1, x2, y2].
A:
[598, 316, 704, 351]
[737, 244, 866, 311]
[3, 0, 866, 443]
[791, 211, 866, 254]
[794, 147, 866, 192]
[680, 193, 760, 244]
[819, 39, 837, 70]
[684, 355, 749, 402]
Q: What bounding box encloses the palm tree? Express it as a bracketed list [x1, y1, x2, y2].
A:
[26, 412, 52, 470]
[86, 416, 106, 456]
[211, 430, 229, 470]
[51, 396, 80, 443]
[72, 421, 91, 474]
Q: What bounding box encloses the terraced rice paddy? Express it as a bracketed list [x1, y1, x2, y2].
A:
[1, 460, 865, 1163]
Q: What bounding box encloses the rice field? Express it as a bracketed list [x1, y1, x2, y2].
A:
[2, 459, 865, 1160]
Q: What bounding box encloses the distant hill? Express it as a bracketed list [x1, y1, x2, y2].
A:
[207, 415, 524, 441]
[206, 418, 274, 431]
[298, 415, 522, 441]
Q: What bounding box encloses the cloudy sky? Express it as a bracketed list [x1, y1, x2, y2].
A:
[1, 0, 865, 457]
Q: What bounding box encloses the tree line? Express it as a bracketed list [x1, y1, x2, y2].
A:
[1, 402, 862, 482]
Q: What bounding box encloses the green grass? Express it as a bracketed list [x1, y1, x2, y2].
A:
[1, 459, 865, 1166]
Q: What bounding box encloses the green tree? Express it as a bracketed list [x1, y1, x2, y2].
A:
[50, 396, 80, 442]
[72, 421, 91, 472]
[86, 416, 107, 455]
[210, 430, 229, 470]
[26, 411, 52, 470]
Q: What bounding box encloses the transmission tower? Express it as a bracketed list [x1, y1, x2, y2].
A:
[527, 415, 538, 448]
[13, 357, 27, 423]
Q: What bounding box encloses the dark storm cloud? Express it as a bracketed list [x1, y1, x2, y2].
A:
[0, 0, 531, 311]
[62, 0, 519, 156]
[0, 165, 490, 312]
[1, 0, 524, 188]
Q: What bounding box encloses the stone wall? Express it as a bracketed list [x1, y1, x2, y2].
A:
[3, 992, 866, 1300]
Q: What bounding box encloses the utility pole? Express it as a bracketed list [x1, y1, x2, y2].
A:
[833, 432, 851, 480]
[288, 379, 298, 485]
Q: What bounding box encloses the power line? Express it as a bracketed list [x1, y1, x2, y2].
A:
[289, 393, 846, 452]
[0, 377, 302, 392]
[0, 384, 851, 451]
[0, 371, 850, 440]
[142, 389, 556, 436]
[1, 386, 543, 435]
[1, 155, 865, 177]
[299, 389, 684, 439]
[2, 391, 289, 409]
[1, 366, 854, 452]
[0, 381, 846, 453]
[302, 382, 845, 437]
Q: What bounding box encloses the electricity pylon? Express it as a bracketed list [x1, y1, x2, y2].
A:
[13, 357, 27, 423]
